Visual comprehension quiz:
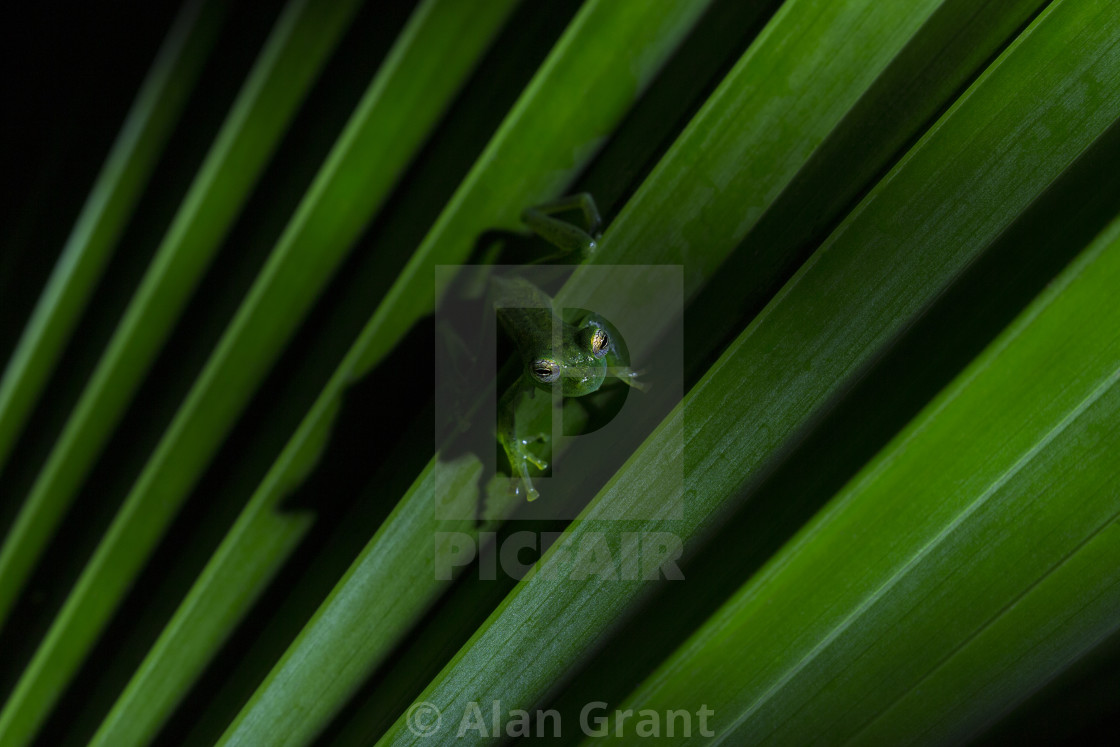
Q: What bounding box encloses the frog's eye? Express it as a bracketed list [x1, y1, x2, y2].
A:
[577, 325, 610, 359]
[531, 359, 561, 383]
[589, 328, 609, 359]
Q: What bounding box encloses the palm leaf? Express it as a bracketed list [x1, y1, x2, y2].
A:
[1, 0, 1118, 745]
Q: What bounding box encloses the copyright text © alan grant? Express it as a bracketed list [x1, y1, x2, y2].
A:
[406, 700, 715, 739]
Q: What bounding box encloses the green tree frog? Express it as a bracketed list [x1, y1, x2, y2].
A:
[495, 194, 644, 501]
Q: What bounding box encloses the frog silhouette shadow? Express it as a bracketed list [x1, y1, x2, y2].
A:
[279, 227, 631, 526]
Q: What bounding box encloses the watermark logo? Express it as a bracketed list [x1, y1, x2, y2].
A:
[405, 700, 715, 739]
[434, 264, 683, 521]
[405, 702, 442, 737]
[434, 530, 685, 581]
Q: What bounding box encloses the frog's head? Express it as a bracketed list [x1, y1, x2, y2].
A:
[527, 324, 610, 396]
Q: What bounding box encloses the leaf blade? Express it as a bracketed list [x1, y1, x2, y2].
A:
[375, 1, 1120, 743]
[597, 208, 1120, 746]
[0, 0, 223, 474]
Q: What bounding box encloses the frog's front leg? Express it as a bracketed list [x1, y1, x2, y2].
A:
[572, 312, 647, 392]
[607, 366, 649, 392]
[497, 380, 549, 501]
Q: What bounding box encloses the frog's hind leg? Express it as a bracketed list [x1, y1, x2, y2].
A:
[498, 436, 541, 502]
[521, 193, 603, 261]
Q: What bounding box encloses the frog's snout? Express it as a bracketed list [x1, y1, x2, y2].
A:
[560, 360, 607, 397]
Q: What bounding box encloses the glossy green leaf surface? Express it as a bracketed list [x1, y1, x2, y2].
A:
[0, 0, 223, 477]
[214, 3, 717, 743]
[229, 0, 1020, 741]
[377, 1, 1120, 743]
[0, 0, 366, 742]
[0, 0, 363, 634]
[592, 210, 1120, 744]
[275, 21, 1049, 742]
[78, 3, 521, 745]
[4, 0, 1120, 744]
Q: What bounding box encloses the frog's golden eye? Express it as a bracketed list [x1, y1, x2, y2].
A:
[531, 359, 561, 383]
[589, 328, 609, 358]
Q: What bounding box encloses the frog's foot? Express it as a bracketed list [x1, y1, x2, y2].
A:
[521, 450, 549, 472]
[517, 435, 550, 501]
[514, 473, 541, 502]
[519, 432, 550, 470]
[500, 432, 550, 502]
[608, 366, 649, 392]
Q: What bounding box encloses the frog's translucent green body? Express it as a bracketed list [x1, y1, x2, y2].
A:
[495, 195, 642, 501]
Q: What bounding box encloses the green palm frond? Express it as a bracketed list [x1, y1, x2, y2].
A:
[1, 0, 1118, 745]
